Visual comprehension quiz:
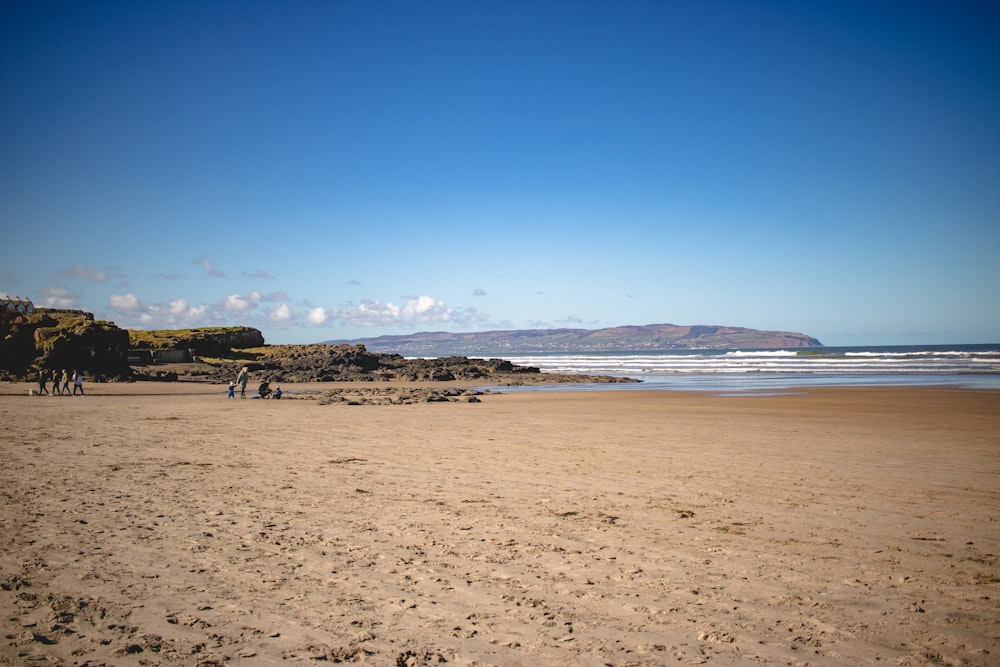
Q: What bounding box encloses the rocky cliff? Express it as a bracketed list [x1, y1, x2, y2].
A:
[129, 326, 266, 356]
[0, 309, 132, 380]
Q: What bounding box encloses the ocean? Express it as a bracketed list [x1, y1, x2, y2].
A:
[494, 344, 1000, 393]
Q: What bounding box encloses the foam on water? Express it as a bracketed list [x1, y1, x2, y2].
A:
[494, 344, 1000, 392]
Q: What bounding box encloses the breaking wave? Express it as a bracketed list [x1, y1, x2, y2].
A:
[496, 344, 1000, 391]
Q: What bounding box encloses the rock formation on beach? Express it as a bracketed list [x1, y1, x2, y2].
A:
[126, 334, 631, 385]
[188, 344, 633, 386]
[0, 308, 131, 381]
[330, 323, 823, 355]
[129, 326, 265, 356]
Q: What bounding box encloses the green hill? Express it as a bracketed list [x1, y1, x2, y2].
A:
[329, 323, 823, 356]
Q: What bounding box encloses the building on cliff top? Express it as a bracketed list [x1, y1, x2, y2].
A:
[1, 296, 35, 314]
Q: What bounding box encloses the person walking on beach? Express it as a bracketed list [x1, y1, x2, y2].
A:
[60, 369, 70, 395]
[72, 370, 85, 396]
[37, 369, 49, 395]
[228, 381, 235, 399]
[52, 370, 61, 396]
[236, 367, 249, 399]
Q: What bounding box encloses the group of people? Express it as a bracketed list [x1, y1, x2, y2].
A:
[228, 367, 281, 399]
[257, 381, 282, 400]
[36, 368, 85, 396]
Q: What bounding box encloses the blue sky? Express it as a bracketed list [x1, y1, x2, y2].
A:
[2, 1, 998, 346]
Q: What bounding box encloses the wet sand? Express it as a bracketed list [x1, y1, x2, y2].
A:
[1, 383, 998, 666]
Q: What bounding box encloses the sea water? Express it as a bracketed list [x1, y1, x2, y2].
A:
[493, 344, 1000, 393]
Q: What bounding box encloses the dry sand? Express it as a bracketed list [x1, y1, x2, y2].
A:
[1, 382, 998, 666]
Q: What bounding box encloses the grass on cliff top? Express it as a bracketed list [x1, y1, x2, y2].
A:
[128, 326, 254, 347]
[196, 347, 268, 366]
[196, 344, 358, 366]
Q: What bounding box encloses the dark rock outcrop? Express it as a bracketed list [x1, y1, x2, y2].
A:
[1, 309, 131, 381]
[198, 344, 633, 385]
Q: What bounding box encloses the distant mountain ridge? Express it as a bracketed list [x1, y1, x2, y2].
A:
[329, 323, 823, 356]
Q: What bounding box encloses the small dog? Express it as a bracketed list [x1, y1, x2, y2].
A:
[29, 389, 37, 396]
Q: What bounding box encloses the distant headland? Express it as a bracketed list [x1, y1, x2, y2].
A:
[329, 323, 823, 356]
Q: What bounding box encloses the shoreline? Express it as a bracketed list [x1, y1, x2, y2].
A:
[2, 385, 998, 665]
[4, 377, 1000, 397]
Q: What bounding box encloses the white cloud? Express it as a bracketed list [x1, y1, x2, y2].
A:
[101, 289, 490, 335]
[344, 295, 453, 326]
[307, 307, 328, 325]
[110, 293, 142, 311]
[408, 295, 449, 319]
[330, 295, 488, 328]
[270, 304, 293, 322]
[223, 292, 260, 311]
[109, 293, 226, 329]
[38, 286, 80, 309]
[472, 288, 487, 296]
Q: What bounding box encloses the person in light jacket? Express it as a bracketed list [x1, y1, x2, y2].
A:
[236, 367, 249, 399]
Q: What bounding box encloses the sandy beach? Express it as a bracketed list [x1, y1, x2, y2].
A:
[1, 383, 998, 666]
